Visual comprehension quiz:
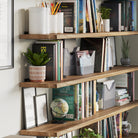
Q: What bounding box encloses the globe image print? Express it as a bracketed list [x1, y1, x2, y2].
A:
[50, 98, 69, 118]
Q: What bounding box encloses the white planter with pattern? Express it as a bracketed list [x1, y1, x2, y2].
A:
[29, 66, 46, 82]
[103, 19, 110, 32]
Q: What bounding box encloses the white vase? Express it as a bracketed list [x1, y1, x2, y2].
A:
[103, 19, 110, 32]
[29, 65, 46, 82]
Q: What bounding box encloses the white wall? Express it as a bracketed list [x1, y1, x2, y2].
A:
[0, 0, 138, 137]
[0, 0, 36, 137]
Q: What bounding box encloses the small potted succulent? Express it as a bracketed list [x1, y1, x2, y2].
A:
[73, 128, 102, 138]
[24, 48, 50, 82]
[99, 7, 111, 32]
[120, 37, 130, 66]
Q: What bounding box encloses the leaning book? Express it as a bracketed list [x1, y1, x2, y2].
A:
[53, 85, 75, 121]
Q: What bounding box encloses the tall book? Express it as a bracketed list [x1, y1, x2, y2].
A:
[84, 81, 89, 117]
[56, 0, 78, 33]
[86, 0, 93, 33]
[90, 0, 97, 32]
[32, 41, 58, 81]
[89, 81, 93, 116]
[81, 82, 85, 119]
[58, 2, 75, 33]
[52, 85, 75, 121]
[93, 80, 96, 115]
[128, 72, 135, 102]
[79, 0, 86, 33]
[74, 84, 79, 120]
[116, 114, 120, 138]
[79, 83, 82, 119]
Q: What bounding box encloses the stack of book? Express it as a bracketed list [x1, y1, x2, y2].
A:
[52, 81, 97, 121]
[98, 113, 122, 138]
[101, 0, 137, 31]
[110, 72, 135, 102]
[115, 88, 130, 106]
[56, 0, 137, 33]
[56, 0, 100, 33]
[32, 40, 63, 81]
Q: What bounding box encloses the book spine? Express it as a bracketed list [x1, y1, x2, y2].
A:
[81, 82, 85, 119]
[118, 3, 122, 32]
[74, 1, 77, 33]
[77, 0, 79, 33]
[60, 40, 63, 80]
[74, 84, 79, 120]
[83, 0, 86, 33]
[104, 119, 107, 138]
[57, 41, 61, 81]
[90, 0, 96, 32]
[120, 113, 122, 138]
[133, 72, 135, 101]
[79, 0, 83, 33]
[133, 1, 137, 31]
[93, 80, 96, 115]
[85, 81, 89, 117]
[86, 0, 93, 32]
[79, 83, 82, 119]
[55, 44, 58, 81]
[131, 1, 134, 31]
[93, 0, 97, 31]
[121, 1, 125, 31]
[116, 114, 120, 138]
[89, 81, 93, 116]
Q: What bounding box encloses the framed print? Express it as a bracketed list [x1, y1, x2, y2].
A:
[35, 94, 48, 126]
[23, 88, 36, 129]
[0, 0, 14, 69]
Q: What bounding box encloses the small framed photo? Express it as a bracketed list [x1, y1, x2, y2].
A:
[34, 94, 48, 126]
[23, 88, 36, 129]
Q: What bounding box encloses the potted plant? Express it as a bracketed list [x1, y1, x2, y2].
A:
[120, 37, 130, 66]
[73, 128, 102, 138]
[24, 48, 50, 82]
[99, 7, 111, 32]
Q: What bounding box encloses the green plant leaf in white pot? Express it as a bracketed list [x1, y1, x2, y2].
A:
[120, 37, 130, 66]
[99, 7, 111, 32]
[24, 48, 51, 82]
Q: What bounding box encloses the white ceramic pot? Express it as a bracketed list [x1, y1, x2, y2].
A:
[103, 19, 110, 32]
[29, 65, 46, 82]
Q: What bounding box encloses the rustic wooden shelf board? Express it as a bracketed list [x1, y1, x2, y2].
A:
[123, 133, 138, 138]
[19, 31, 138, 40]
[20, 101, 138, 137]
[20, 66, 138, 88]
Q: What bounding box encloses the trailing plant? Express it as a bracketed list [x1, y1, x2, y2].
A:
[73, 128, 102, 138]
[23, 48, 50, 66]
[121, 37, 130, 58]
[99, 7, 111, 19]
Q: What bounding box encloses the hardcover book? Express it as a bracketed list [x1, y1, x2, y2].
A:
[52, 85, 75, 121]
[32, 42, 57, 81]
[58, 2, 75, 33]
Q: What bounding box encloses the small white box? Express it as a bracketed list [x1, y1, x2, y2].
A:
[49, 14, 57, 34]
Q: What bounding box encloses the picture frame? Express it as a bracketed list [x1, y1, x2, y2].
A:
[0, 0, 14, 69]
[23, 88, 36, 129]
[34, 94, 48, 126]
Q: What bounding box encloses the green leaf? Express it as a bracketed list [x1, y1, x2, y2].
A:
[23, 48, 50, 66]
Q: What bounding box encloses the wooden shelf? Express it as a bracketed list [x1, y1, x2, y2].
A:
[20, 66, 138, 88]
[20, 101, 138, 137]
[19, 31, 138, 40]
[123, 133, 138, 138]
